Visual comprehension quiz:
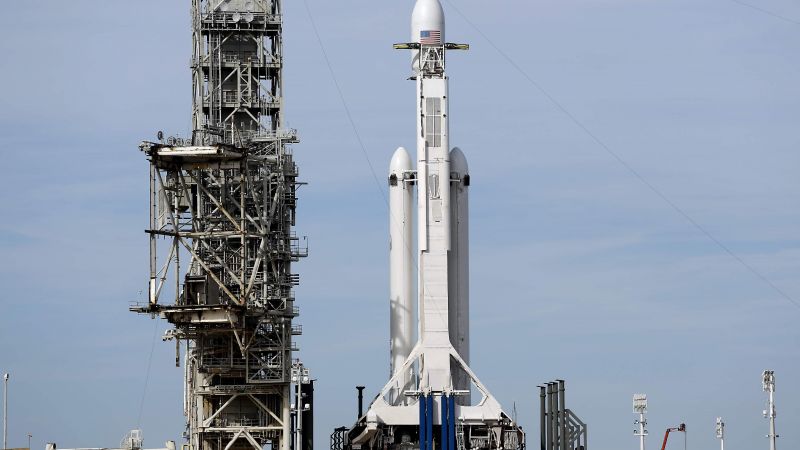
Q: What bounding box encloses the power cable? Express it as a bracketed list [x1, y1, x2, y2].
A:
[300, 0, 388, 205]
[137, 318, 160, 428]
[301, 0, 458, 343]
[727, 0, 800, 25]
[442, 0, 799, 310]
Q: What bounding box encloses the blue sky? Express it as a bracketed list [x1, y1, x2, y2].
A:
[0, 1, 798, 450]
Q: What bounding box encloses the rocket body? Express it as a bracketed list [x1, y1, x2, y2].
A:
[352, 3, 522, 446]
[387, 0, 470, 394]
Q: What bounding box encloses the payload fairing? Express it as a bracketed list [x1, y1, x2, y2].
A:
[348, 2, 524, 450]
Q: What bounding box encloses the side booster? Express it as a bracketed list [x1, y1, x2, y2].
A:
[349, 2, 524, 450]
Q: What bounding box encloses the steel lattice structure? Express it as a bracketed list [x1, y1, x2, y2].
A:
[133, 2, 306, 450]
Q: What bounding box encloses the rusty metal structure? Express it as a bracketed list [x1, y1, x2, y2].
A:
[132, 2, 307, 450]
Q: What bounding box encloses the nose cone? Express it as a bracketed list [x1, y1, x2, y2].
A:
[450, 147, 469, 175]
[390, 147, 412, 175]
[411, 0, 445, 44]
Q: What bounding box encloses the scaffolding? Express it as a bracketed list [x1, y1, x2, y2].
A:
[132, 2, 306, 450]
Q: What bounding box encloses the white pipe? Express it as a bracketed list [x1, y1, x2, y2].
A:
[448, 147, 470, 404]
[389, 147, 414, 396]
[3, 373, 8, 450]
[639, 412, 646, 450]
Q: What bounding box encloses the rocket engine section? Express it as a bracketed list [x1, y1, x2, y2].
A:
[342, 2, 525, 450]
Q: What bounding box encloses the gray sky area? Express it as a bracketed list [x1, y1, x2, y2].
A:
[0, 0, 798, 449]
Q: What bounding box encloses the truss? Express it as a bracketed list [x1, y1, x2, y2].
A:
[133, 2, 305, 450]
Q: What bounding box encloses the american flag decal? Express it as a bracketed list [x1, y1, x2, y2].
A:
[420, 30, 442, 45]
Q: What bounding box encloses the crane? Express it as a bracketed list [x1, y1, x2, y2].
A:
[660, 423, 686, 450]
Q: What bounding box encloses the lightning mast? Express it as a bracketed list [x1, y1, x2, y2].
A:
[762, 370, 777, 450]
[132, 2, 307, 450]
[633, 394, 648, 450]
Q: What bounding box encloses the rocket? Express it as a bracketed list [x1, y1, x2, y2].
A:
[350, 2, 515, 441]
[349, 3, 524, 448]
[388, 0, 471, 401]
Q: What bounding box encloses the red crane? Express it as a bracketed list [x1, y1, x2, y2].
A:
[660, 423, 686, 450]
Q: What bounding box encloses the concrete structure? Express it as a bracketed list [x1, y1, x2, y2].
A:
[345, 2, 524, 450]
[132, 2, 308, 450]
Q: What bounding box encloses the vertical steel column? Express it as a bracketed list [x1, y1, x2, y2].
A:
[448, 393, 456, 450]
[357, 386, 365, 419]
[547, 383, 556, 450]
[3, 373, 8, 450]
[539, 386, 546, 450]
[420, 395, 427, 450]
[427, 394, 434, 450]
[441, 395, 450, 450]
[763, 371, 777, 450]
[768, 388, 777, 450]
[295, 378, 303, 450]
[558, 380, 567, 450]
[148, 165, 156, 304]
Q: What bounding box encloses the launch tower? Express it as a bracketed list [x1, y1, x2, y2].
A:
[132, 2, 308, 450]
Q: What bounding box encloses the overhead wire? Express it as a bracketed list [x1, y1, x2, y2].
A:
[727, 0, 800, 25]
[137, 317, 160, 428]
[300, 0, 388, 205]
[441, 0, 800, 310]
[300, 0, 457, 342]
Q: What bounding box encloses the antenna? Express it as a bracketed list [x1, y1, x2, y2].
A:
[762, 370, 778, 450]
[633, 394, 648, 450]
[715, 417, 724, 450]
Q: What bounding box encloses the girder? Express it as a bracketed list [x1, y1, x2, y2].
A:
[133, 2, 304, 450]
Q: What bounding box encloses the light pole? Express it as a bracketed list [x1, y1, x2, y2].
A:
[633, 394, 648, 450]
[715, 417, 724, 450]
[27, 433, 32, 450]
[763, 370, 778, 450]
[3, 373, 9, 450]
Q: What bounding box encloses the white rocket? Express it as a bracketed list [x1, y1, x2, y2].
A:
[388, 0, 471, 399]
[354, 0, 510, 438]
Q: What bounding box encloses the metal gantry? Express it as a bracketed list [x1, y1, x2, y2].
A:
[132, 2, 307, 450]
